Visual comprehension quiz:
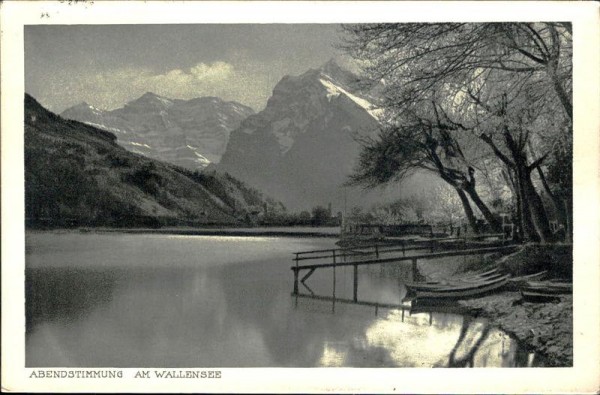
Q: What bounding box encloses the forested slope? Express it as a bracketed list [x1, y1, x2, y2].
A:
[25, 94, 273, 228]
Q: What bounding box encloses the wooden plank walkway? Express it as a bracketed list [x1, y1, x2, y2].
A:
[291, 241, 517, 302]
[292, 233, 506, 261]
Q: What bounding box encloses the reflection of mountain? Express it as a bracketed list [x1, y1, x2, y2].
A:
[61, 92, 254, 170]
[218, 60, 384, 211]
[25, 268, 118, 335]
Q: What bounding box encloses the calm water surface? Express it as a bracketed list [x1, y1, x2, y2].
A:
[26, 232, 539, 367]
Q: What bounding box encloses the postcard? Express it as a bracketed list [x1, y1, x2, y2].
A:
[2, 1, 599, 393]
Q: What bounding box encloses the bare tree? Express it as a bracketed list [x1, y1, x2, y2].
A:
[342, 22, 572, 243]
[342, 23, 571, 122]
[348, 111, 501, 233]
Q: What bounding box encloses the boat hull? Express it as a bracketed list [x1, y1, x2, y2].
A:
[521, 290, 563, 303]
[415, 276, 509, 300]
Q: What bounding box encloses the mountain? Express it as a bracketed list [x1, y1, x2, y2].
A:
[61, 92, 254, 170]
[217, 60, 385, 212]
[25, 94, 278, 228]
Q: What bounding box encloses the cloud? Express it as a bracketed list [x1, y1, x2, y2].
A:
[36, 59, 288, 114]
[190, 62, 234, 81]
[41, 61, 261, 112]
[141, 61, 235, 93]
[132, 61, 237, 100]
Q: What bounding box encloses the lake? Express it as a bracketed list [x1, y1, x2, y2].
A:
[25, 231, 540, 367]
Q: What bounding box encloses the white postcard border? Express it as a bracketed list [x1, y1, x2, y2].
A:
[2, 1, 599, 393]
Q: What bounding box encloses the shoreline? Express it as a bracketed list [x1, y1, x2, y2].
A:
[414, 244, 573, 367]
[459, 292, 573, 367]
[26, 226, 341, 238]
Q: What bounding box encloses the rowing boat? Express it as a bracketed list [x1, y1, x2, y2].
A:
[404, 267, 503, 292]
[525, 280, 572, 293]
[460, 271, 506, 283]
[508, 271, 548, 283]
[404, 280, 458, 292]
[521, 290, 562, 303]
[414, 275, 510, 299]
[505, 271, 549, 290]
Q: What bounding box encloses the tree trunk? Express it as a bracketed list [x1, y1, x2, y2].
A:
[527, 140, 567, 231]
[563, 196, 572, 243]
[521, 168, 555, 243]
[463, 185, 502, 233]
[535, 165, 567, 230]
[513, 182, 523, 242]
[502, 129, 554, 242]
[454, 186, 479, 234]
[515, 165, 540, 242]
[500, 167, 523, 242]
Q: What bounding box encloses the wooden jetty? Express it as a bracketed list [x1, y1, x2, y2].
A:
[294, 233, 507, 262]
[291, 235, 516, 303]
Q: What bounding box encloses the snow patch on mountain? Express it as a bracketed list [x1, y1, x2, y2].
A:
[156, 96, 174, 107]
[193, 152, 211, 164]
[84, 122, 127, 134]
[271, 118, 296, 153]
[84, 104, 104, 115]
[61, 92, 254, 170]
[319, 77, 383, 120]
[129, 141, 152, 149]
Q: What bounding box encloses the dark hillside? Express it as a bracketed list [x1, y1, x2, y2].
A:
[24, 94, 276, 228]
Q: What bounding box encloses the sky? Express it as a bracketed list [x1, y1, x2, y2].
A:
[25, 24, 344, 113]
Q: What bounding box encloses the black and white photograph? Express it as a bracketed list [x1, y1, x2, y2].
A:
[2, 1, 599, 393]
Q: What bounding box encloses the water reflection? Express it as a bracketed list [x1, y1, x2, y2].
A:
[26, 267, 118, 333]
[294, 290, 537, 368]
[25, 232, 540, 367]
[292, 254, 540, 367]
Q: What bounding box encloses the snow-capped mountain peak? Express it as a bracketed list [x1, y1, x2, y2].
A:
[61, 94, 254, 170]
[318, 59, 358, 86]
[127, 92, 175, 109]
[218, 61, 382, 211]
[62, 101, 104, 116]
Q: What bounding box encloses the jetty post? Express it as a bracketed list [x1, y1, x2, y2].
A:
[411, 257, 418, 281]
[293, 252, 299, 295]
[353, 264, 358, 302]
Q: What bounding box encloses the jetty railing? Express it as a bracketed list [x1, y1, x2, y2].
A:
[293, 232, 506, 263]
[291, 242, 517, 302]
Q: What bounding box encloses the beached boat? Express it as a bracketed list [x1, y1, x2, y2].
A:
[460, 271, 506, 283]
[521, 290, 562, 303]
[414, 275, 510, 300]
[404, 267, 503, 292]
[404, 280, 458, 292]
[508, 271, 548, 283]
[518, 279, 572, 302]
[524, 280, 572, 293]
[504, 271, 549, 290]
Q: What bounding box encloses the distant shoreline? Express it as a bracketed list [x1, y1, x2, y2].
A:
[26, 226, 342, 238]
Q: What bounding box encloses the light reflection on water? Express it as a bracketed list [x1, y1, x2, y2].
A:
[25, 232, 539, 367]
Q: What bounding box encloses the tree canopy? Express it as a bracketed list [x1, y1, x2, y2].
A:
[343, 23, 572, 242]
